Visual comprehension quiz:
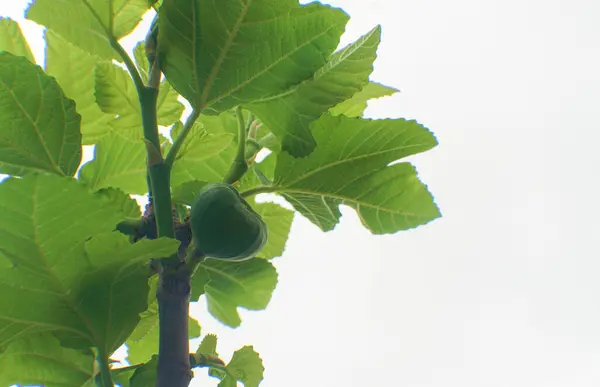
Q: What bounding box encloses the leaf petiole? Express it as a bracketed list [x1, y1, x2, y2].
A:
[223, 106, 250, 184]
[80, 0, 144, 92]
[165, 109, 202, 169]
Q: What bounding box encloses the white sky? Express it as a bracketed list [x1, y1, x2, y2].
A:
[2, 0, 600, 386]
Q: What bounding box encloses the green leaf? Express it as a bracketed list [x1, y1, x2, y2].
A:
[170, 122, 235, 187]
[199, 110, 241, 136]
[238, 160, 295, 256]
[125, 276, 158, 342]
[160, 132, 172, 155]
[126, 321, 156, 364]
[128, 295, 158, 342]
[344, 162, 441, 232]
[95, 187, 142, 218]
[172, 180, 208, 206]
[201, 259, 278, 328]
[190, 263, 210, 300]
[133, 41, 150, 84]
[197, 334, 218, 356]
[112, 366, 139, 387]
[170, 110, 260, 187]
[27, 0, 150, 59]
[237, 154, 276, 193]
[0, 174, 179, 353]
[158, 0, 348, 112]
[282, 193, 341, 232]
[0, 17, 35, 62]
[78, 132, 148, 195]
[256, 132, 280, 153]
[273, 114, 440, 233]
[252, 202, 294, 259]
[95, 61, 141, 133]
[209, 367, 227, 382]
[329, 81, 399, 117]
[157, 81, 185, 126]
[249, 26, 381, 157]
[190, 315, 202, 338]
[0, 52, 82, 176]
[129, 356, 158, 387]
[0, 333, 94, 387]
[170, 109, 268, 189]
[45, 30, 113, 144]
[275, 114, 436, 185]
[0, 161, 31, 177]
[200, 109, 254, 139]
[65, 233, 178, 352]
[219, 346, 264, 387]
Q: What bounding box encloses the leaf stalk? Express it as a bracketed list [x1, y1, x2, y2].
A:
[165, 109, 201, 168]
[223, 106, 249, 184]
[81, 0, 144, 92]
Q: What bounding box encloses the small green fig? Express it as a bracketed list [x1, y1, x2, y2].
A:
[190, 183, 267, 261]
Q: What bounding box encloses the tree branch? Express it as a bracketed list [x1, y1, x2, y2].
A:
[156, 266, 193, 387]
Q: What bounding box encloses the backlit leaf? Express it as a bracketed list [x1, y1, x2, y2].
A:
[237, 154, 276, 193]
[273, 114, 440, 233]
[129, 356, 158, 387]
[46, 30, 113, 144]
[249, 26, 381, 157]
[0, 52, 81, 176]
[95, 187, 142, 218]
[170, 122, 235, 188]
[329, 81, 398, 117]
[156, 81, 185, 126]
[133, 41, 150, 84]
[78, 132, 147, 195]
[201, 259, 278, 328]
[158, 0, 348, 112]
[197, 334, 218, 356]
[172, 180, 208, 206]
[0, 17, 35, 62]
[27, 0, 150, 59]
[216, 346, 264, 387]
[95, 61, 140, 134]
[281, 193, 340, 232]
[0, 333, 94, 387]
[0, 174, 179, 353]
[252, 202, 294, 259]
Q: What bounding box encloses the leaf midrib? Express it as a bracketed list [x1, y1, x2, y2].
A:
[0, 76, 65, 176]
[277, 142, 431, 188]
[278, 187, 422, 217]
[200, 0, 252, 108]
[202, 8, 346, 108]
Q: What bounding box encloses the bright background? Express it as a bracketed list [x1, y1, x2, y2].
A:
[2, 0, 600, 386]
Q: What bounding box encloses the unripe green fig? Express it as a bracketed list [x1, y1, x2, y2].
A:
[190, 183, 267, 261]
